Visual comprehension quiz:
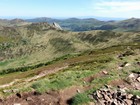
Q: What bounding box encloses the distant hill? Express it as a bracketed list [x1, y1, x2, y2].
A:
[26, 17, 140, 32]
[26, 18, 106, 31]
[112, 18, 140, 32]
[0, 18, 30, 26]
[0, 22, 139, 70]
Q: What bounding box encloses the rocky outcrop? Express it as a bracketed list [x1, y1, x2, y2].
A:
[90, 85, 140, 105]
[52, 22, 62, 30]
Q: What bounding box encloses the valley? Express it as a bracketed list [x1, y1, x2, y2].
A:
[0, 18, 139, 105]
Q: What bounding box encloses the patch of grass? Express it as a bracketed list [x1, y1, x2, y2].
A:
[49, 38, 75, 52]
[31, 70, 95, 93]
[70, 93, 90, 105]
[71, 69, 119, 105]
[0, 61, 10, 66]
[0, 54, 76, 75]
[127, 90, 140, 96]
[131, 68, 140, 74]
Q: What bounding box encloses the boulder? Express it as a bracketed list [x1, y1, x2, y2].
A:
[96, 91, 102, 98]
[103, 94, 111, 101]
[3, 90, 11, 93]
[125, 63, 131, 67]
[127, 94, 133, 99]
[102, 70, 108, 75]
[76, 89, 81, 93]
[136, 77, 140, 82]
[26, 97, 33, 101]
[128, 73, 136, 79]
[134, 82, 140, 90]
[13, 103, 21, 105]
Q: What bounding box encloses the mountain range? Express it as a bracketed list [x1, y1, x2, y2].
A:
[0, 17, 140, 32]
[25, 17, 140, 32]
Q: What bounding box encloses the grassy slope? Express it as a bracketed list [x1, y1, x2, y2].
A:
[0, 44, 139, 104]
[0, 22, 139, 71]
[0, 19, 140, 105]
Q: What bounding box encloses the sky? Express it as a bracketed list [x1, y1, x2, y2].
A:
[0, 0, 140, 19]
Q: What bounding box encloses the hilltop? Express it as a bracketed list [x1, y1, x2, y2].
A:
[0, 18, 30, 27]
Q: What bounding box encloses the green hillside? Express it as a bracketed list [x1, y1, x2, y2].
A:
[0, 22, 139, 71]
[0, 21, 140, 105]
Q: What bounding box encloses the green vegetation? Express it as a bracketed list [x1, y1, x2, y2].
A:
[0, 54, 77, 75]
[71, 93, 90, 105]
[0, 21, 139, 71]
[49, 38, 75, 52]
[31, 66, 103, 93]
[0, 20, 139, 105]
[128, 90, 140, 96]
[31, 50, 114, 93]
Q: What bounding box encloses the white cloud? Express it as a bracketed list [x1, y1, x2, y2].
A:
[91, 0, 140, 18]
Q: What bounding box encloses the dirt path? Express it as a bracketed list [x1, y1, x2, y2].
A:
[59, 85, 87, 105]
[0, 65, 69, 89]
[0, 54, 95, 89]
[0, 85, 89, 105]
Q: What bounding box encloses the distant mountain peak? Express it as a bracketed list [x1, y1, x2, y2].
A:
[52, 22, 62, 30]
[11, 18, 25, 23]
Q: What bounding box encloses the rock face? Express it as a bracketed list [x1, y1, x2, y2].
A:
[52, 22, 62, 30]
[90, 86, 140, 105]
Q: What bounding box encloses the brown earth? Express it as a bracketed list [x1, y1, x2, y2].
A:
[0, 85, 88, 105]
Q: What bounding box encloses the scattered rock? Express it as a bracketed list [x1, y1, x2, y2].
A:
[128, 73, 135, 78]
[136, 77, 140, 82]
[12, 89, 19, 93]
[127, 73, 140, 90]
[128, 94, 133, 99]
[96, 91, 102, 98]
[135, 82, 140, 90]
[13, 103, 21, 105]
[103, 94, 110, 101]
[102, 70, 108, 75]
[126, 99, 133, 105]
[3, 89, 12, 93]
[26, 97, 33, 101]
[118, 66, 123, 70]
[83, 81, 86, 84]
[125, 63, 131, 67]
[91, 85, 140, 105]
[76, 89, 80, 93]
